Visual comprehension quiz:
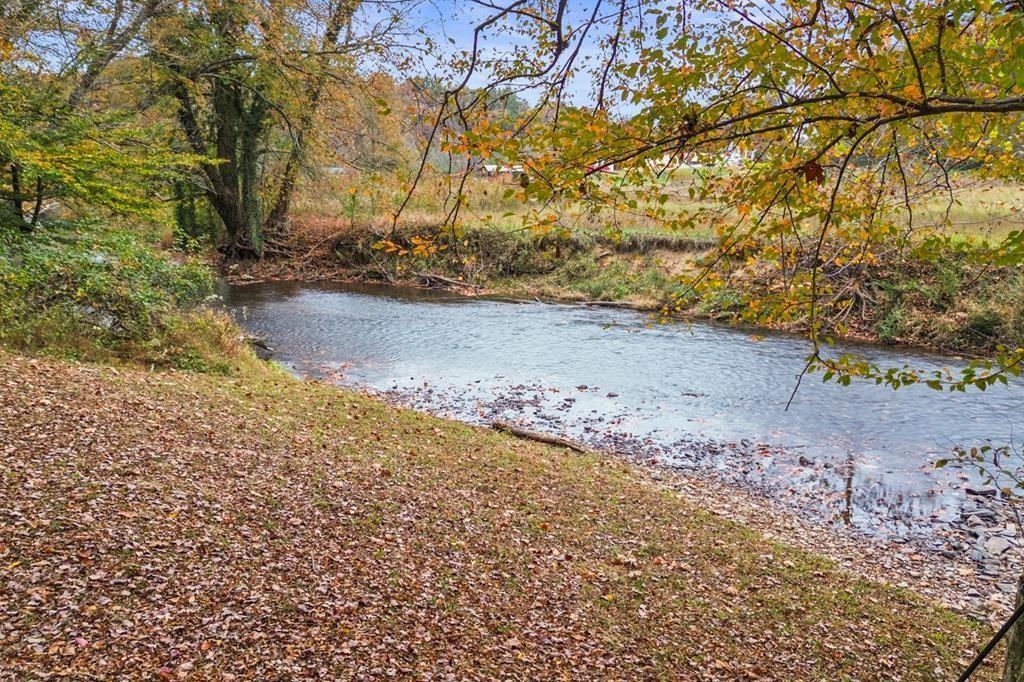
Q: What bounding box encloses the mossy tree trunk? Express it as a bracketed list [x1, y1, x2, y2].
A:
[239, 93, 268, 256]
[173, 77, 270, 258]
[157, 1, 367, 257]
[9, 163, 24, 218]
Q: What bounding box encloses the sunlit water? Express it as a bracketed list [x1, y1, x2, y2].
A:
[221, 280, 1023, 539]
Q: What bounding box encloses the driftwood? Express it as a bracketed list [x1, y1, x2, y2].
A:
[491, 420, 587, 453]
[299, 229, 349, 262]
[244, 336, 274, 360]
[581, 300, 652, 311]
[414, 272, 483, 290]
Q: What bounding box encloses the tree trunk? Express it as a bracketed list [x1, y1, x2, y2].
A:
[1004, 574, 1024, 682]
[171, 81, 238, 253]
[200, 79, 271, 258]
[28, 176, 43, 227]
[263, 0, 358, 235]
[212, 79, 246, 251]
[10, 164, 23, 217]
[173, 78, 270, 259]
[239, 95, 268, 256]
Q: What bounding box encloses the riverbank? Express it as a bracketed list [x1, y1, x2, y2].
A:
[225, 215, 1024, 355]
[0, 351, 999, 679]
[368, 378, 1024, 624]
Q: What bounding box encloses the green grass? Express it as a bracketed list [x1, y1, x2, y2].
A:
[488, 250, 683, 305]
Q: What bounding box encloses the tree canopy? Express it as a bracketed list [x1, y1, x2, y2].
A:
[1, 0, 422, 253]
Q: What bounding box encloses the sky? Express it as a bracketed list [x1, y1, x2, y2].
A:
[360, 0, 623, 107]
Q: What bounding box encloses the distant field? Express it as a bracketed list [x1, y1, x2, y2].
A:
[294, 171, 1024, 246]
[913, 180, 1024, 240]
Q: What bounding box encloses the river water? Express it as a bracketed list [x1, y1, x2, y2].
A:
[221, 280, 1023, 540]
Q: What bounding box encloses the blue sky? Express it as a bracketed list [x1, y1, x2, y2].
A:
[370, 0, 616, 105]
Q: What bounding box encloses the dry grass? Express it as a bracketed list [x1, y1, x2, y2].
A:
[293, 172, 1024, 247]
[912, 180, 1024, 240]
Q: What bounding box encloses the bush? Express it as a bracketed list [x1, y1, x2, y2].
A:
[874, 304, 907, 344]
[956, 308, 1004, 348]
[0, 219, 239, 369]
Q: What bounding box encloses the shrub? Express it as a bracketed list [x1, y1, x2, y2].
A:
[956, 308, 1004, 348]
[0, 219, 239, 369]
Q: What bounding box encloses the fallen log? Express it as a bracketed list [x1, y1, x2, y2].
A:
[491, 420, 587, 453]
[244, 336, 274, 360]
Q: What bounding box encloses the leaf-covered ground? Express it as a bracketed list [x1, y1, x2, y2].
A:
[0, 353, 997, 679]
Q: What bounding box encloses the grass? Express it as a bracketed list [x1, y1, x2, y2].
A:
[851, 251, 1024, 352]
[292, 172, 722, 243]
[912, 180, 1024, 241]
[0, 350, 998, 679]
[489, 250, 687, 305]
[295, 171, 1023, 244]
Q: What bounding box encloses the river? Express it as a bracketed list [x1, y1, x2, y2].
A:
[221, 280, 1023, 544]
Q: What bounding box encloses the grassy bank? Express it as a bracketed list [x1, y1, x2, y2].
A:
[235, 172, 1024, 354]
[0, 351, 997, 679]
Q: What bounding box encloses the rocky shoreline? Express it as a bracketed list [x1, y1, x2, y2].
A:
[226, 277, 1023, 625]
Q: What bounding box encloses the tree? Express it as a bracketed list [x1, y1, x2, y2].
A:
[146, 0, 413, 257]
[425, 0, 1024, 677]
[2, 0, 428, 253]
[0, 0, 186, 228]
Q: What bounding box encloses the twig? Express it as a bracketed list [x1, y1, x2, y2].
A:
[298, 229, 351, 262]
